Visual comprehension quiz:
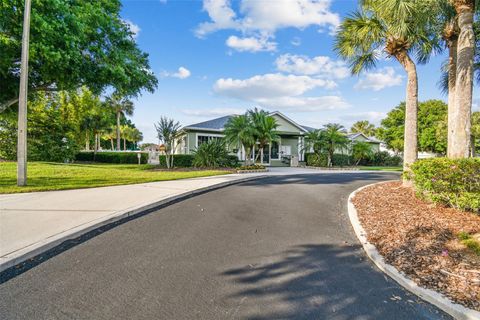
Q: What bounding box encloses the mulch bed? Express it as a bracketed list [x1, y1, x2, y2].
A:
[352, 181, 480, 311]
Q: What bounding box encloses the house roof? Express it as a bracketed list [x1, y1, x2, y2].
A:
[301, 125, 317, 132]
[183, 111, 309, 133]
[183, 115, 234, 132]
[347, 132, 382, 144]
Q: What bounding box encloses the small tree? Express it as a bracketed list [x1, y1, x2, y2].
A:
[107, 95, 134, 151]
[323, 124, 349, 167]
[155, 117, 181, 169]
[248, 108, 279, 162]
[224, 114, 257, 165]
[352, 141, 373, 165]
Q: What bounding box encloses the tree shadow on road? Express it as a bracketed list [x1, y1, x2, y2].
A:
[239, 172, 401, 188]
[221, 244, 450, 320]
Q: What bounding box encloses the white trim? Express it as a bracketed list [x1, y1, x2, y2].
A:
[269, 111, 308, 133]
[195, 133, 225, 148]
[184, 127, 224, 132]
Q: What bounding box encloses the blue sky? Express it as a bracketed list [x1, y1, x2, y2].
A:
[121, 0, 476, 143]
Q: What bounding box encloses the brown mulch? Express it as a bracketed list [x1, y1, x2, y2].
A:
[353, 181, 480, 311]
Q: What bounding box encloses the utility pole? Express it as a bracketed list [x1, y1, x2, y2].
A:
[17, 0, 32, 186]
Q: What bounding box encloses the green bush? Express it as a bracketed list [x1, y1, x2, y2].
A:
[409, 158, 480, 213]
[75, 151, 148, 164]
[192, 140, 231, 168]
[305, 153, 328, 167]
[332, 154, 352, 167]
[363, 151, 402, 166]
[158, 154, 194, 168]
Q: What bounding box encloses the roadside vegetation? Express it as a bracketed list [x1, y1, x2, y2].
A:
[0, 162, 228, 194]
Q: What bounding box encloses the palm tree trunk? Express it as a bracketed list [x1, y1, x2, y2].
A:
[447, 37, 458, 156]
[395, 51, 418, 185]
[116, 111, 121, 151]
[450, 1, 474, 158]
[110, 138, 114, 150]
[85, 131, 90, 151]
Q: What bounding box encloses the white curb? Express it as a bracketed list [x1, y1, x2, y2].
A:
[0, 175, 267, 274]
[348, 182, 480, 320]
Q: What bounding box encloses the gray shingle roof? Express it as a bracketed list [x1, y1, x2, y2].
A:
[183, 115, 234, 131]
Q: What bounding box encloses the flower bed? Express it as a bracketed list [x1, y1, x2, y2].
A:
[352, 181, 480, 311]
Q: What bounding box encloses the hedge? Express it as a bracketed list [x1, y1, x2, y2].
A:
[306, 151, 402, 167]
[409, 158, 480, 213]
[75, 151, 148, 164]
[158, 154, 239, 168]
[158, 154, 194, 167]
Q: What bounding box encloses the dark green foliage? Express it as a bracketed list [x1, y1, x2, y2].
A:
[75, 152, 147, 164]
[305, 153, 328, 167]
[192, 140, 235, 168]
[457, 232, 480, 256]
[158, 155, 194, 168]
[0, 93, 80, 162]
[361, 151, 403, 166]
[0, 0, 157, 111]
[377, 100, 448, 154]
[331, 154, 352, 167]
[409, 158, 480, 213]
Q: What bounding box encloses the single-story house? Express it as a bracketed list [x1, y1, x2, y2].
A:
[175, 111, 381, 167]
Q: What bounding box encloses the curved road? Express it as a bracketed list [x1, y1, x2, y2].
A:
[0, 173, 450, 319]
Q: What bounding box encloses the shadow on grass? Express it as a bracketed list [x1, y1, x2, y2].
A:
[221, 244, 450, 319]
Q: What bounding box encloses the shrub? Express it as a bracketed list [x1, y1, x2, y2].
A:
[158, 154, 194, 168]
[75, 151, 148, 164]
[305, 153, 328, 167]
[409, 158, 480, 213]
[192, 140, 231, 168]
[332, 154, 352, 167]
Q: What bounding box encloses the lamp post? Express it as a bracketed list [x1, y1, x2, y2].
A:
[17, 0, 32, 186]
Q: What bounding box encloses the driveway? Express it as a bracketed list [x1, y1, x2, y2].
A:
[0, 173, 450, 319]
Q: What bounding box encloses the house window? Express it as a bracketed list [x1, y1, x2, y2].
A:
[197, 135, 222, 147]
[271, 141, 279, 159]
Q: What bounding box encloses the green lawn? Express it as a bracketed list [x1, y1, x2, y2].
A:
[0, 162, 230, 194]
[358, 166, 403, 172]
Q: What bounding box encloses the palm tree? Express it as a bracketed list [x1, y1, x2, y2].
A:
[106, 95, 134, 151]
[120, 125, 131, 151]
[155, 117, 181, 169]
[352, 141, 374, 165]
[350, 120, 377, 137]
[449, 0, 476, 158]
[102, 127, 116, 150]
[248, 108, 279, 163]
[224, 114, 257, 165]
[335, 0, 439, 183]
[130, 128, 143, 150]
[323, 123, 349, 167]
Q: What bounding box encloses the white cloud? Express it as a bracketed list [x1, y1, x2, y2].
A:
[255, 96, 350, 112]
[161, 66, 191, 79]
[195, 0, 340, 51]
[181, 107, 245, 117]
[354, 67, 403, 91]
[339, 111, 386, 125]
[226, 35, 276, 52]
[275, 54, 350, 79]
[214, 73, 336, 100]
[213, 73, 346, 112]
[125, 20, 141, 39]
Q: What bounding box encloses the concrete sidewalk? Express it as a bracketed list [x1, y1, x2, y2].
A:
[0, 167, 387, 273]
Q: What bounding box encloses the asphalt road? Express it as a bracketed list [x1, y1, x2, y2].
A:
[0, 173, 451, 320]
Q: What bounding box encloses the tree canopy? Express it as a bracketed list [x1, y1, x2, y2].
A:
[0, 0, 157, 111]
[377, 100, 449, 154]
